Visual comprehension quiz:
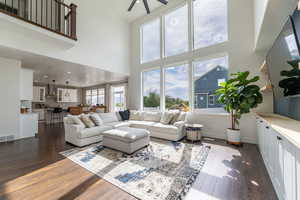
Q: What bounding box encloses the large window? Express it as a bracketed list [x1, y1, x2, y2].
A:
[111, 86, 126, 112]
[164, 4, 188, 57]
[165, 64, 189, 110]
[193, 0, 228, 49]
[141, 19, 161, 63]
[85, 88, 105, 106]
[143, 69, 161, 111]
[193, 56, 228, 112]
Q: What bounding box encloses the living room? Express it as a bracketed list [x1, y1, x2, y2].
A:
[0, 0, 299, 199]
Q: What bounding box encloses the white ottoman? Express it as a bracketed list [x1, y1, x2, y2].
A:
[102, 127, 150, 154]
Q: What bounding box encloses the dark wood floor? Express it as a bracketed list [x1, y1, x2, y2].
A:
[0, 123, 277, 200]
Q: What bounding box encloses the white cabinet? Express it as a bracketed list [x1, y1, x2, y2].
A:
[20, 68, 33, 100]
[20, 113, 38, 139]
[33, 86, 46, 102]
[57, 88, 77, 103]
[32, 109, 45, 121]
[256, 118, 297, 200]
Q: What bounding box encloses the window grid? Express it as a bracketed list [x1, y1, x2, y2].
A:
[85, 88, 105, 106]
[139, 0, 229, 112]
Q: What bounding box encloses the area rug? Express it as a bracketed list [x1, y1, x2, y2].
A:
[60, 139, 210, 200]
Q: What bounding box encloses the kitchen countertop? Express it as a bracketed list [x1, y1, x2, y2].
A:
[256, 112, 300, 148]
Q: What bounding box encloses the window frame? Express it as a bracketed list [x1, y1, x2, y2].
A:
[141, 67, 162, 111]
[85, 87, 106, 106]
[138, 0, 229, 113]
[140, 18, 161, 64]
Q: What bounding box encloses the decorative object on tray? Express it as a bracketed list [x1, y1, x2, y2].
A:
[61, 138, 210, 200]
[185, 124, 203, 143]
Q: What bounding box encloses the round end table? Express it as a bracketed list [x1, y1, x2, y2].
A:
[185, 124, 203, 143]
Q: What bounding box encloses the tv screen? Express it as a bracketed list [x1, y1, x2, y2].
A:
[266, 10, 300, 120]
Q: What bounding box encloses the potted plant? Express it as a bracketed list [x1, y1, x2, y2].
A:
[216, 71, 263, 145]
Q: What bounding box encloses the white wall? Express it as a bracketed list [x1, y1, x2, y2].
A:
[0, 0, 130, 75]
[0, 57, 21, 139]
[128, 0, 272, 144]
[254, 0, 269, 45]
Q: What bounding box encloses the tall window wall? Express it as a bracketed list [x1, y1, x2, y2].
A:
[140, 0, 228, 112]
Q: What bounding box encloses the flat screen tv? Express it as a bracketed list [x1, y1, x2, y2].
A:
[266, 9, 300, 121]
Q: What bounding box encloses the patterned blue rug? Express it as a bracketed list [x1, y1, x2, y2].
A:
[60, 139, 210, 200]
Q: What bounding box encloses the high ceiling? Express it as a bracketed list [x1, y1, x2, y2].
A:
[0, 46, 128, 88]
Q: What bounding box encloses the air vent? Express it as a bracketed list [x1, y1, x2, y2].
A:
[0, 136, 6, 143]
[6, 135, 15, 142]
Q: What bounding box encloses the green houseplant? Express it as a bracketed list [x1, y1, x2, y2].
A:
[215, 71, 263, 145]
[279, 59, 300, 96]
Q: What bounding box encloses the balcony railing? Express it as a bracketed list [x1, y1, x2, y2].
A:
[0, 0, 77, 40]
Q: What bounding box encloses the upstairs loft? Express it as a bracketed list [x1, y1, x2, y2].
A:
[0, 0, 77, 41]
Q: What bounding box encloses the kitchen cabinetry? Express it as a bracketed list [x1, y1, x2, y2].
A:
[32, 109, 45, 121]
[33, 86, 46, 102]
[256, 116, 298, 200]
[57, 88, 77, 103]
[20, 68, 33, 100]
[20, 113, 38, 139]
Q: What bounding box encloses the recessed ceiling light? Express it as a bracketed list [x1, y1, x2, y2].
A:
[67, 72, 71, 74]
[43, 75, 48, 79]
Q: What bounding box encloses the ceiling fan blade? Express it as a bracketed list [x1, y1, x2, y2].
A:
[157, 0, 168, 5]
[128, 0, 137, 11]
[143, 0, 150, 14]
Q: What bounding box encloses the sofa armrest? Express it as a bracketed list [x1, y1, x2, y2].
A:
[64, 124, 85, 141]
[174, 121, 185, 128]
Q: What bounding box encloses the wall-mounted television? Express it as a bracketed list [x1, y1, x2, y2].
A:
[266, 9, 300, 121]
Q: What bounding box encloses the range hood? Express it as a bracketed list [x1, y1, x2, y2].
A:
[46, 80, 57, 98]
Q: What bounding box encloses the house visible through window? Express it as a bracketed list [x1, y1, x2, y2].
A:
[193, 56, 228, 111]
[139, 0, 229, 112]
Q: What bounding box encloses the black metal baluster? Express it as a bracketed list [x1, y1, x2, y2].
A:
[41, 0, 43, 25]
[30, 0, 32, 21]
[36, 0, 37, 23]
[51, 0, 53, 29]
[46, 0, 48, 27]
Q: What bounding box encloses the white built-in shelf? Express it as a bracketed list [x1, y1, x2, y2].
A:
[259, 61, 268, 74]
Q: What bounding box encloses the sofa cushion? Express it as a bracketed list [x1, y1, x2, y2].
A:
[128, 120, 155, 129]
[78, 125, 113, 139]
[170, 111, 180, 124]
[160, 112, 174, 125]
[144, 112, 161, 122]
[68, 115, 85, 127]
[177, 112, 187, 122]
[90, 113, 103, 126]
[80, 115, 96, 128]
[105, 121, 131, 128]
[129, 111, 144, 120]
[99, 113, 119, 123]
[102, 127, 149, 143]
[151, 123, 178, 134]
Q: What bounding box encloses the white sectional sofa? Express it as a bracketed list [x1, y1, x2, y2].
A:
[64, 111, 186, 147]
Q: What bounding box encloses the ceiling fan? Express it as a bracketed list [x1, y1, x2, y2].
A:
[128, 0, 168, 14]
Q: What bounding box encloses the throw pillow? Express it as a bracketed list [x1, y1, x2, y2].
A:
[160, 112, 174, 125]
[144, 112, 161, 122]
[130, 110, 143, 121]
[169, 111, 180, 124]
[176, 112, 187, 122]
[80, 115, 96, 128]
[70, 115, 85, 126]
[119, 110, 130, 121]
[90, 114, 103, 126]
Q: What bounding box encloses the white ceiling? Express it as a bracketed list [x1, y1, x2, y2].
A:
[0, 46, 128, 87]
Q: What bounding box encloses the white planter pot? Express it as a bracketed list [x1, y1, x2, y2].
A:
[226, 129, 241, 144]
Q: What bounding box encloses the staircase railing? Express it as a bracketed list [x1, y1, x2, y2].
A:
[0, 0, 77, 40]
